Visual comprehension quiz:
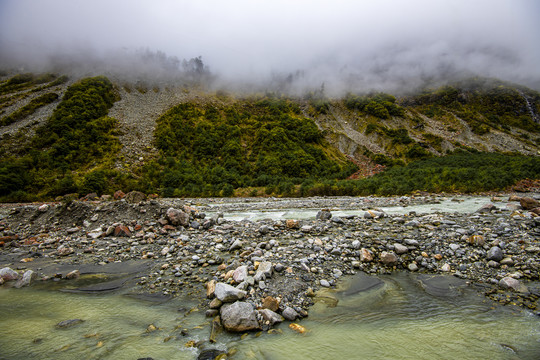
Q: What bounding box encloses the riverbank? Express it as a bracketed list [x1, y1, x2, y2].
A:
[1, 193, 539, 336]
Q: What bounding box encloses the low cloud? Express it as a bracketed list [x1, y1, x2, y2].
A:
[1, 0, 539, 94]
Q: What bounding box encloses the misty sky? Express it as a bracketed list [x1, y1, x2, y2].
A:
[1, 0, 539, 93]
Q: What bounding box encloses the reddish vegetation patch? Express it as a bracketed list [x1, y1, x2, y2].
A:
[510, 179, 540, 192]
[346, 155, 386, 180]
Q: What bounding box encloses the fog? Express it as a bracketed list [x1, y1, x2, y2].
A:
[1, 0, 539, 95]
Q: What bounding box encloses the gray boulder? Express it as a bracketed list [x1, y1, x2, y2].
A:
[486, 246, 504, 262]
[214, 282, 246, 302]
[258, 308, 284, 326]
[394, 243, 408, 254]
[166, 208, 190, 227]
[220, 301, 260, 332]
[0, 267, 19, 281]
[380, 251, 398, 265]
[254, 261, 273, 282]
[15, 270, 36, 288]
[316, 209, 332, 221]
[282, 306, 299, 321]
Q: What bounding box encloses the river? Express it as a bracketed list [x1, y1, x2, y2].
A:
[1, 271, 539, 359]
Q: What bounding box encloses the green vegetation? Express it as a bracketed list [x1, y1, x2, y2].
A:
[1, 73, 538, 201]
[0, 76, 122, 201]
[142, 97, 357, 197]
[301, 152, 540, 196]
[1, 93, 59, 126]
[345, 92, 405, 119]
[0, 73, 58, 95]
[411, 79, 540, 134]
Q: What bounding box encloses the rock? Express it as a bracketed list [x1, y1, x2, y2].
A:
[486, 246, 504, 262]
[113, 190, 125, 200]
[214, 282, 246, 302]
[66, 270, 80, 279]
[282, 306, 299, 321]
[467, 235, 485, 247]
[289, 323, 307, 333]
[300, 225, 313, 233]
[0, 267, 19, 281]
[380, 251, 398, 266]
[124, 191, 146, 204]
[258, 225, 271, 235]
[229, 239, 243, 251]
[408, 263, 419, 272]
[500, 257, 514, 266]
[160, 246, 170, 256]
[165, 208, 190, 227]
[206, 280, 217, 298]
[262, 296, 280, 312]
[198, 349, 226, 360]
[499, 277, 528, 293]
[351, 240, 361, 249]
[316, 209, 332, 221]
[394, 243, 408, 254]
[476, 203, 497, 213]
[254, 261, 272, 282]
[520, 197, 540, 210]
[331, 216, 345, 224]
[82, 193, 98, 201]
[57, 247, 74, 256]
[320, 279, 330, 287]
[258, 308, 284, 326]
[285, 219, 300, 229]
[359, 248, 373, 262]
[114, 225, 132, 237]
[38, 204, 49, 212]
[441, 263, 451, 272]
[14, 270, 36, 288]
[364, 210, 384, 219]
[56, 319, 84, 328]
[87, 229, 102, 239]
[220, 301, 260, 332]
[449, 244, 460, 251]
[233, 266, 248, 283]
[209, 298, 222, 309]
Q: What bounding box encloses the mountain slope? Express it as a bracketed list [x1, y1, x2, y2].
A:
[0, 72, 539, 200]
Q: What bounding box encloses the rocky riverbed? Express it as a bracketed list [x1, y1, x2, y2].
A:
[1, 192, 540, 340]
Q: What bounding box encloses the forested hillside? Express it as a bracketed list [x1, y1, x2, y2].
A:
[0, 72, 539, 201]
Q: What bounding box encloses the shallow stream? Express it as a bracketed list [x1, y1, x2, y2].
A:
[1, 272, 539, 360]
[217, 196, 508, 221]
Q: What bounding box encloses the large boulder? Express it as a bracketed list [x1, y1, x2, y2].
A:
[166, 208, 190, 227]
[232, 266, 248, 283]
[380, 251, 398, 266]
[0, 267, 19, 281]
[124, 191, 146, 204]
[15, 270, 37, 288]
[214, 282, 246, 302]
[316, 209, 332, 221]
[520, 197, 540, 210]
[220, 301, 260, 332]
[258, 308, 284, 326]
[499, 277, 528, 293]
